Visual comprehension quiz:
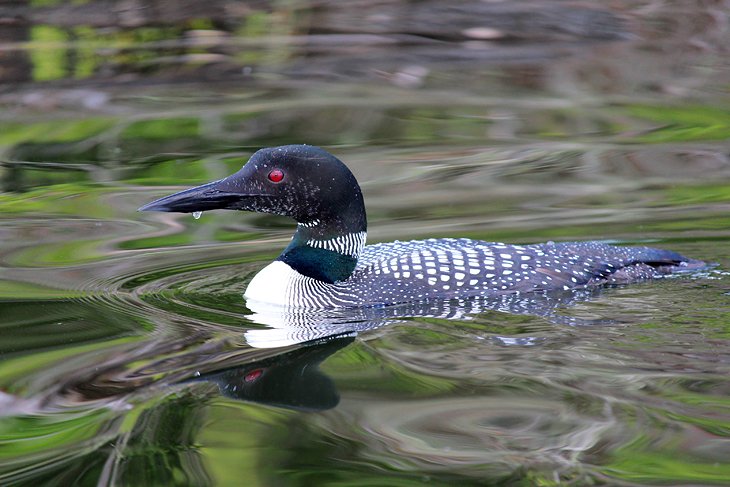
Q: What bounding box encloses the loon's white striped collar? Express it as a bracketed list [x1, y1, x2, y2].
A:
[306, 231, 367, 258]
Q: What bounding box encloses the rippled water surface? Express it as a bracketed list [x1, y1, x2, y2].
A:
[1, 1, 730, 485]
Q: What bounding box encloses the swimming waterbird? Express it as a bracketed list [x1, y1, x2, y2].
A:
[140, 145, 704, 308]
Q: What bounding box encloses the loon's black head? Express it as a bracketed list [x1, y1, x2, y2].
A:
[140, 145, 367, 283]
[140, 145, 365, 227]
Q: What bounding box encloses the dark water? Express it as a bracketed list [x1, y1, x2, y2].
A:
[1, 1, 730, 485]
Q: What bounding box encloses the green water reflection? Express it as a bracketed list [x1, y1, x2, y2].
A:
[1, 1, 730, 485]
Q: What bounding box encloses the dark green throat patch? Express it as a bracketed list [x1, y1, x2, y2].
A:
[278, 245, 357, 284]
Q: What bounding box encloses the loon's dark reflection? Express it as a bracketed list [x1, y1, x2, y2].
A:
[53, 331, 356, 413]
[243, 287, 613, 348]
[188, 335, 354, 411]
[13, 287, 614, 414]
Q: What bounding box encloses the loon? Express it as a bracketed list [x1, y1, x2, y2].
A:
[140, 145, 704, 308]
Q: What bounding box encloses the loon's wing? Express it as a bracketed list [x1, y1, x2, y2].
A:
[527, 241, 705, 289]
[354, 239, 703, 300]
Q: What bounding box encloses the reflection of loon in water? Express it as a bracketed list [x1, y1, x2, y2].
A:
[14, 321, 356, 414]
[201, 287, 633, 409]
[189, 335, 354, 412]
[244, 287, 616, 349]
[197, 289, 615, 409]
[140, 145, 705, 309]
[2, 285, 669, 415]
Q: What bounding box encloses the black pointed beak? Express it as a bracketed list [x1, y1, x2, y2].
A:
[139, 179, 246, 213]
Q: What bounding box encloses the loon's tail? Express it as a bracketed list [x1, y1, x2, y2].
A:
[600, 246, 708, 285]
[541, 241, 709, 287]
[631, 246, 708, 273]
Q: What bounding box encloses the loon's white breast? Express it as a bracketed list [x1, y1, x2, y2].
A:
[244, 261, 298, 306]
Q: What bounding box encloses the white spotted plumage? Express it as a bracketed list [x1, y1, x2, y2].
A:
[245, 238, 694, 308]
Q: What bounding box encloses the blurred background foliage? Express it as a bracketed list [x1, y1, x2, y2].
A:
[1, 0, 728, 252]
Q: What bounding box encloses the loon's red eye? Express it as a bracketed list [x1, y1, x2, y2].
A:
[244, 368, 264, 382]
[267, 169, 284, 183]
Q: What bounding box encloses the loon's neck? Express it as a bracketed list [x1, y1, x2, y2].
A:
[277, 212, 367, 284]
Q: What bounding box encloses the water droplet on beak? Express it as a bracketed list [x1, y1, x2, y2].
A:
[192, 211, 202, 220]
